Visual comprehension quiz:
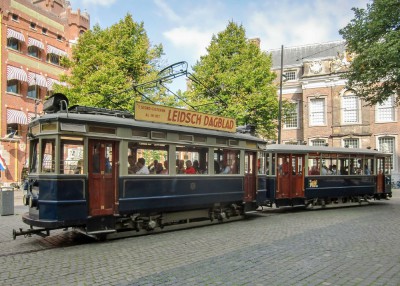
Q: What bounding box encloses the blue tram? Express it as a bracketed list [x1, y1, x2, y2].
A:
[14, 94, 265, 239]
[256, 144, 392, 208]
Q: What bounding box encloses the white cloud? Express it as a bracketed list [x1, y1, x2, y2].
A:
[163, 26, 213, 60]
[247, 0, 369, 51]
[153, 0, 180, 23]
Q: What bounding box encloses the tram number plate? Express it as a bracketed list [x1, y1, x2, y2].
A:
[309, 180, 318, 188]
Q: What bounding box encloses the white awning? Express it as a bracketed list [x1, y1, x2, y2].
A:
[47, 45, 68, 57]
[28, 37, 44, 49]
[28, 72, 47, 87]
[47, 78, 67, 90]
[7, 109, 28, 125]
[7, 28, 25, 42]
[7, 66, 28, 82]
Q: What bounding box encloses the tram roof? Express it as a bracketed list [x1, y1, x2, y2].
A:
[265, 144, 390, 156]
[32, 112, 265, 143]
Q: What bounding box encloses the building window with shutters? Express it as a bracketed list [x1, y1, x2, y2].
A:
[341, 90, 360, 124]
[309, 98, 325, 126]
[378, 136, 395, 171]
[376, 96, 395, 122]
[343, 138, 359, 148]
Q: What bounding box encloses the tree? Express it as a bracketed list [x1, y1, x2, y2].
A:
[339, 0, 400, 105]
[56, 14, 167, 111]
[184, 22, 279, 138]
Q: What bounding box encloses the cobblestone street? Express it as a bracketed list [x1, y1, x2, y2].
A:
[1, 190, 400, 285]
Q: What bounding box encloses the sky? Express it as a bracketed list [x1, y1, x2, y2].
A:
[68, 0, 370, 89]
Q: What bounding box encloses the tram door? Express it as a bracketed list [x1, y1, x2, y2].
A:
[88, 140, 118, 216]
[244, 152, 257, 202]
[276, 154, 305, 199]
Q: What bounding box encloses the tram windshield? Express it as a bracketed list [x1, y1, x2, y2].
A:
[60, 137, 84, 174]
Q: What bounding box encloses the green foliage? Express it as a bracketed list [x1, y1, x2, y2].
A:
[56, 14, 167, 112]
[339, 0, 400, 105]
[184, 22, 278, 138]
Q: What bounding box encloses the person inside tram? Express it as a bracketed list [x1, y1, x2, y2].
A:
[221, 161, 231, 174]
[364, 164, 371, 175]
[74, 159, 83, 174]
[136, 158, 150, 175]
[331, 164, 338, 175]
[321, 165, 329, 175]
[148, 159, 158, 174]
[155, 162, 164, 174]
[161, 160, 169, 174]
[177, 159, 185, 174]
[214, 160, 220, 174]
[281, 159, 289, 175]
[185, 160, 196, 174]
[193, 160, 200, 174]
[128, 155, 137, 174]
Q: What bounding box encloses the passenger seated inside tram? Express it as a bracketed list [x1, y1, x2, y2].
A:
[128, 155, 138, 174]
[74, 159, 84, 174]
[177, 159, 185, 174]
[185, 160, 196, 174]
[309, 165, 319, 175]
[155, 162, 164, 174]
[135, 158, 149, 175]
[364, 164, 371, 175]
[321, 165, 329, 175]
[193, 160, 201, 174]
[161, 160, 169, 174]
[221, 161, 231, 174]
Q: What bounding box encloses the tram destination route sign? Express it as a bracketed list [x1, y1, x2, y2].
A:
[135, 102, 236, 133]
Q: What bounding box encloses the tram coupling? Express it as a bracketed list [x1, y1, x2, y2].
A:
[13, 227, 51, 240]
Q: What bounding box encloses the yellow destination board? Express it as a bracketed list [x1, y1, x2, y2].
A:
[135, 102, 236, 133]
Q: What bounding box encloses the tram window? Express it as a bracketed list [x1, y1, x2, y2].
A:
[41, 139, 55, 173]
[258, 152, 267, 175]
[176, 146, 208, 174]
[128, 142, 168, 175]
[30, 139, 39, 173]
[308, 155, 320, 175]
[271, 154, 276, 175]
[60, 138, 84, 174]
[214, 148, 239, 174]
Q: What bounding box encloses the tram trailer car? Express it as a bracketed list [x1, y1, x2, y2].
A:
[256, 144, 392, 208]
[14, 94, 264, 239]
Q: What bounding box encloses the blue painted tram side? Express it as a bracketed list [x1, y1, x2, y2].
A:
[256, 144, 392, 208]
[14, 98, 264, 239]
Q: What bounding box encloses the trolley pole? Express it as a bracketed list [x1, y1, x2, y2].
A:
[277, 45, 284, 144]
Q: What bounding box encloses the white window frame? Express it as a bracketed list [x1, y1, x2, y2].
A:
[310, 139, 327, 147]
[343, 138, 359, 149]
[283, 70, 296, 81]
[377, 136, 396, 171]
[309, 97, 326, 126]
[376, 96, 396, 123]
[341, 92, 360, 124]
[283, 102, 299, 129]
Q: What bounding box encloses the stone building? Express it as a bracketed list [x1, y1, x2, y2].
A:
[269, 40, 399, 181]
[0, 0, 89, 186]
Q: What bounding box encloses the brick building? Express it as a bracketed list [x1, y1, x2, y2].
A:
[270, 40, 400, 181]
[0, 0, 89, 186]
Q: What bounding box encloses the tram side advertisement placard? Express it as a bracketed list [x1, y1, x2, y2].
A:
[135, 102, 236, 133]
